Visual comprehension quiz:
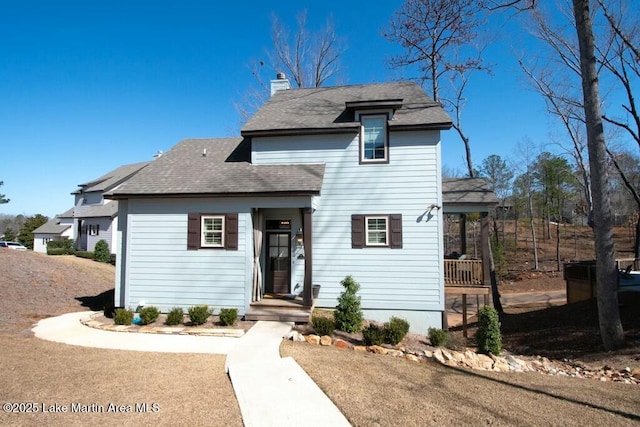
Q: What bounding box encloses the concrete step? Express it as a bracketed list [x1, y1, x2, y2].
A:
[244, 308, 311, 323]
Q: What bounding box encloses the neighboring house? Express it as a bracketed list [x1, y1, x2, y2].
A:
[107, 77, 455, 333]
[32, 208, 75, 253]
[73, 161, 149, 254]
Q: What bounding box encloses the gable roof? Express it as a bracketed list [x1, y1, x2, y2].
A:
[73, 161, 150, 194]
[106, 138, 325, 198]
[33, 217, 72, 235]
[241, 81, 452, 137]
[442, 178, 499, 207]
[74, 201, 119, 218]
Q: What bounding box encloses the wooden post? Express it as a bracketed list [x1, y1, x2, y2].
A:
[481, 212, 491, 287]
[302, 208, 313, 307]
[462, 293, 468, 338]
[460, 214, 467, 255]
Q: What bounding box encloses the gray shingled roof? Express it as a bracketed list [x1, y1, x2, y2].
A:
[75, 202, 119, 218]
[58, 207, 75, 218]
[241, 81, 452, 136]
[73, 161, 150, 194]
[106, 138, 325, 197]
[443, 178, 498, 206]
[33, 218, 72, 234]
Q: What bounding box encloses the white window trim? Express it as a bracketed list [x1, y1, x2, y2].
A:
[365, 216, 389, 247]
[359, 114, 389, 163]
[201, 215, 225, 248]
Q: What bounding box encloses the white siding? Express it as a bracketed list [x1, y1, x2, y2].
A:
[253, 131, 444, 317]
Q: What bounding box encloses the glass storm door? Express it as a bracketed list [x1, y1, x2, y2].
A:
[265, 232, 291, 294]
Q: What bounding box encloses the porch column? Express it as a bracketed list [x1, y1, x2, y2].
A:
[460, 214, 467, 255]
[302, 208, 313, 307]
[481, 212, 491, 287]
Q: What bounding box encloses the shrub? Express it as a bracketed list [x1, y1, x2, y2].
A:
[188, 305, 212, 326]
[384, 316, 410, 345]
[428, 327, 448, 347]
[334, 275, 363, 333]
[138, 306, 160, 325]
[114, 308, 134, 325]
[312, 315, 335, 336]
[219, 308, 238, 326]
[362, 323, 386, 346]
[166, 307, 184, 326]
[476, 305, 502, 355]
[47, 239, 75, 255]
[74, 251, 94, 260]
[94, 239, 111, 263]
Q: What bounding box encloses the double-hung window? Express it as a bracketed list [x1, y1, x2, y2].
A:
[365, 216, 388, 246]
[201, 215, 225, 248]
[187, 213, 238, 250]
[360, 114, 388, 163]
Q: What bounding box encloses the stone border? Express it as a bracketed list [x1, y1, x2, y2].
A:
[287, 331, 640, 385]
[81, 313, 245, 338]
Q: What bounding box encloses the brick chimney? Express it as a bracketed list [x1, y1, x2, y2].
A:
[270, 72, 292, 96]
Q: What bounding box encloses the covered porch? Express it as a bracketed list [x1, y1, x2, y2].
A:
[442, 178, 498, 334]
[244, 207, 316, 323]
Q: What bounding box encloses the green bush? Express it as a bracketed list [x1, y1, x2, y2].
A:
[188, 305, 212, 326]
[47, 248, 70, 256]
[138, 306, 160, 325]
[312, 315, 335, 336]
[384, 316, 410, 345]
[218, 308, 238, 326]
[428, 327, 448, 347]
[114, 308, 134, 325]
[47, 239, 75, 255]
[94, 239, 111, 263]
[334, 275, 363, 333]
[74, 251, 94, 260]
[476, 305, 502, 355]
[166, 307, 184, 326]
[362, 323, 386, 346]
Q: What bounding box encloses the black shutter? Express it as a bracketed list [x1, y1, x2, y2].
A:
[225, 213, 238, 250]
[187, 213, 200, 250]
[390, 214, 403, 249]
[351, 215, 364, 249]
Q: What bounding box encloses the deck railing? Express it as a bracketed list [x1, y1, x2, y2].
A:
[444, 259, 484, 285]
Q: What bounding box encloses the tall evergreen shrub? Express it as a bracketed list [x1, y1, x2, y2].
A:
[334, 275, 363, 333]
[476, 305, 502, 355]
[94, 239, 111, 263]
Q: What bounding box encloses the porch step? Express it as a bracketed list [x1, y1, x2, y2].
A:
[244, 308, 311, 323]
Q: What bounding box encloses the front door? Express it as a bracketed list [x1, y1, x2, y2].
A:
[265, 232, 291, 294]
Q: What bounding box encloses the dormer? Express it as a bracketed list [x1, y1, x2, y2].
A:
[346, 99, 403, 164]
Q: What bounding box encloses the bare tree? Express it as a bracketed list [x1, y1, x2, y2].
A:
[384, 0, 490, 177]
[514, 139, 540, 270]
[489, 0, 624, 349]
[573, 0, 624, 350]
[236, 11, 345, 123]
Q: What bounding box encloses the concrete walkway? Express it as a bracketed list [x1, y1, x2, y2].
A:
[32, 311, 238, 354]
[226, 321, 351, 427]
[32, 312, 351, 426]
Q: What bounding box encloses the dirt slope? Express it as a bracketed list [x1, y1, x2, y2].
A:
[0, 250, 114, 337]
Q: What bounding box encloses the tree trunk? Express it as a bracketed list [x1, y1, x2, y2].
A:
[528, 192, 539, 270]
[556, 221, 561, 272]
[635, 213, 640, 261]
[487, 240, 504, 314]
[573, 0, 624, 350]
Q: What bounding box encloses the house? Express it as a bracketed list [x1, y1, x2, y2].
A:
[32, 208, 75, 253]
[72, 161, 149, 254]
[106, 77, 456, 333]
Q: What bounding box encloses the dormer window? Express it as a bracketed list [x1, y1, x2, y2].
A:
[359, 114, 389, 163]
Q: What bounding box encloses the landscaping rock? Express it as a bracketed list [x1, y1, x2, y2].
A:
[387, 349, 404, 358]
[320, 335, 332, 346]
[333, 339, 350, 349]
[305, 334, 320, 345]
[369, 345, 388, 355]
[353, 345, 368, 352]
[405, 354, 420, 363]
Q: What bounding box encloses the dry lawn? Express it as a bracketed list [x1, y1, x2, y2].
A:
[282, 341, 640, 426]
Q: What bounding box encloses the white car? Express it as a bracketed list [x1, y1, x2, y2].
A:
[0, 241, 27, 250]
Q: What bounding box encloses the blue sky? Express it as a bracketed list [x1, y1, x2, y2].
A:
[0, 1, 565, 217]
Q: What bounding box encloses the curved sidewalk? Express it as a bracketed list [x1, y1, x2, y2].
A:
[32, 312, 351, 426]
[33, 311, 239, 354]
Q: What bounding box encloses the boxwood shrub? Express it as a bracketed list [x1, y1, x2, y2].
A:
[384, 316, 410, 345]
[362, 323, 386, 346]
[138, 306, 160, 325]
[166, 307, 184, 326]
[312, 315, 335, 336]
[114, 308, 134, 325]
[188, 305, 212, 326]
[218, 308, 238, 326]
